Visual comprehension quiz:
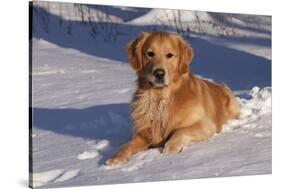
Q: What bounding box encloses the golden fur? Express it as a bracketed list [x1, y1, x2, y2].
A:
[106, 32, 240, 166]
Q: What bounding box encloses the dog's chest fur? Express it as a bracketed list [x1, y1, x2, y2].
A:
[131, 90, 171, 145]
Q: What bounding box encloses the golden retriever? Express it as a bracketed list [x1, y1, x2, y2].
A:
[106, 32, 240, 167]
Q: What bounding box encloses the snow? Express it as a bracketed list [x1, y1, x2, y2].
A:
[225, 87, 271, 132]
[77, 151, 99, 160]
[32, 169, 80, 187]
[30, 2, 271, 188]
[95, 140, 110, 150]
[198, 35, 271, 60]
[77, 140, 109, 160]
[129, 9, 213, 25]
[53, 169, 80, 182]
[33, 1, 123, 23]
[32, 169, 64, 187]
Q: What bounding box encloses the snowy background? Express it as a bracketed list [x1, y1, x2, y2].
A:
[30, 1, 271, 188]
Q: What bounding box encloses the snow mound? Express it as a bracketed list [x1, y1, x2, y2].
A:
[225, 86, 271, 132]
[129, 9, 213, 25]
[95, 139, 109, 150]
[77, 140, 109, 160]
[78, 150, 99, 160]
[239, 86, 271, 119]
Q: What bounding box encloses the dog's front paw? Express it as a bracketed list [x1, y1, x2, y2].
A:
[163, 140, 184, 155]
[105, 155, 128, 167]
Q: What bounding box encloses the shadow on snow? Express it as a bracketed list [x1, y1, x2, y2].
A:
[32, 103, 132, 164]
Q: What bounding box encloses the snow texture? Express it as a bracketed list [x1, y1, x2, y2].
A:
[30, 2, 271, 188]
[32, 169, 80, 187]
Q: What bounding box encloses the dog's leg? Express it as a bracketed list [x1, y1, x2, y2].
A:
[105, 133, 150, 167]
[163, 119, 216, 155]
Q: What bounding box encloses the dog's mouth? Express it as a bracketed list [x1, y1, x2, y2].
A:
[148, 80, 168, 88]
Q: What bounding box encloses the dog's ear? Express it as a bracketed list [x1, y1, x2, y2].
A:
[127, 32, 150, 71]
[178, 37, 194, 74]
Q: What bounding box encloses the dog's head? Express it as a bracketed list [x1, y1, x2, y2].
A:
[127, 32, 194, 89]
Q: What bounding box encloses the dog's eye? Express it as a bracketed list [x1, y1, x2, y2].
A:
[147, 51, 155, 58]
[166, 53, 174, 59]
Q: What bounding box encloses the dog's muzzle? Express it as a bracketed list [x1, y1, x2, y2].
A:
[153, 68, 165, 83]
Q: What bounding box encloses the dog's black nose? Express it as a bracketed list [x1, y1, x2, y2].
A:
[153, 69, 165, 81]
